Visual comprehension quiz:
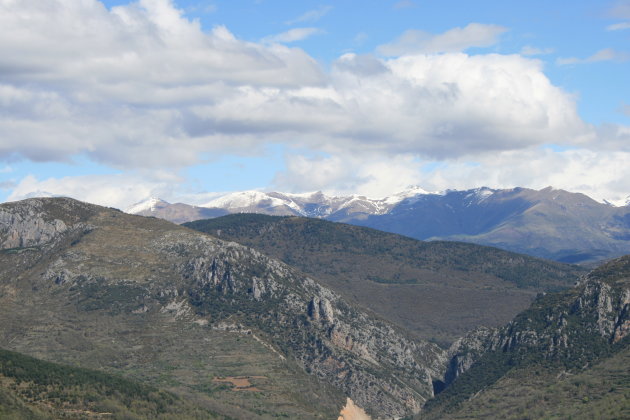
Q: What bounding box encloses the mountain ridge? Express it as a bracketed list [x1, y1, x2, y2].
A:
[422, 254, 630, 419]
[184, 213, 585, 345]
[127, 186, 630, 263]
[0, 197, 447, 419]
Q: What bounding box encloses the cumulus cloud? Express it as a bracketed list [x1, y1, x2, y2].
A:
[376, 23, 508, 56]
[2, 0, 619, 205]
[0, 2, 587, 167]
[262, 27, 322, 44]
[272, 146, 630, 205]
[419, 148, 630, 205]
[7, 173, 178, 210]
[273, 153, 423, 198]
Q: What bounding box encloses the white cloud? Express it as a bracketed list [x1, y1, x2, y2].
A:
[419, 148, 630, 205]
[0, 0, 323, 167]
[377, 23, 508, 56]
[271, 145, 630, 205]
[7, 174, 174, 209]
[262, 28, 322, 44]
[273, 153, 423, 198]
[285, 5, 332, 25]
[2, 0, 619, 205]
[607, 22, 630, 30]
[557, 48, 630, 65]
[0, 0, 590, 169]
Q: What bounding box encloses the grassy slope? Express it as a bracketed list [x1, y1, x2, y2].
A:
[420, 256, 630, 419]
[184, 214, 585, 345]
[0, 202, 343, 420]
[420, 346, 630, 420]
[0, 347, 220, 420]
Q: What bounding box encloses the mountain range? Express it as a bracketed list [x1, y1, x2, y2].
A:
[128, 186, 630, 264]
[0, 197, 444, 419]
[1, 197, 629, 419]
[184, 214, 585, 345]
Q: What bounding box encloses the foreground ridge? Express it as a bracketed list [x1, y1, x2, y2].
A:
[0, 197, 446, 419]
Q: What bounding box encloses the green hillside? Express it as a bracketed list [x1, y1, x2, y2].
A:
[421, 255, 630, 419]
[184, 214, 585, 345]
[0, 197, 449, 419]
[0, 347, 219, 419]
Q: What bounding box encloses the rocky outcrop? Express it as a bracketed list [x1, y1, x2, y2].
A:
[171, 234, 446, 418]
[443, 326, 499, 385]
[0, 207, 67, 249]
[0, 198, 96, 250]
[441, 257, 630, 388]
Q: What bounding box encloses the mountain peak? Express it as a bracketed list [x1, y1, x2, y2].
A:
[125, 197, 168, 214]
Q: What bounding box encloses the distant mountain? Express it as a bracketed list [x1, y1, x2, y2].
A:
[129, 187, 630, 263]
[352, 187, 630, 264]
[422, 255, 630, 419]
[185, 214, 585, 345]
[0, 197, 448, 419]
[126, 197, 228, 224]
[200, 187, 430, 219]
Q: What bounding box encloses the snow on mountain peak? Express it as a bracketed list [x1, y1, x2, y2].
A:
[125, 197, 167, 214]
[202, 191, 272, 209]
[382, 186, 431, 205]
[201, 190, 306, 214]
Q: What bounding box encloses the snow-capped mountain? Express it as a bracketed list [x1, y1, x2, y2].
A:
[198, 188, 431, 219]
[125, 197, 168, 214]
[126, 186, 630, 264]
[126, 197, 228, 224]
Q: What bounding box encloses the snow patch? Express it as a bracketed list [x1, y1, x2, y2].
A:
[126, 197, 167, 214]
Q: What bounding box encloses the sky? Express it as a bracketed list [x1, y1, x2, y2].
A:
[1, 0, 629, 209]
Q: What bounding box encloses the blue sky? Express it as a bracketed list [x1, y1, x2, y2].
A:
[1, 0, 629, 208]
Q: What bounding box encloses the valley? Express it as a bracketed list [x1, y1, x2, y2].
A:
[1, 197, 628, 419]
[184, 214, 584, 345]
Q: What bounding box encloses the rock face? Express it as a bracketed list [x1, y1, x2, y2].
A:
[176, 237, 445, 417]
[0, 199, 70, 249]
[440, 256, 630, 390]
[0, 197, 446, 419]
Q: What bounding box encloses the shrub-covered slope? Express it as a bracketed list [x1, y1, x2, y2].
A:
[0, 348, 219, 419]
[0, 197, 447, 419]
[422, 255, 630, 419]
[184, 214, 585, 344]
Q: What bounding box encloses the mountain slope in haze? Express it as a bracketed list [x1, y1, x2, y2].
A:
[0, 197, 446, 419]
[127, 197, 228, 224]
[128, 187, 630, 264]
[0, 347, 218, 419]
[184, 214, 585, 345]
[350, 187, 630, 264]
[421, 255, 630, 419]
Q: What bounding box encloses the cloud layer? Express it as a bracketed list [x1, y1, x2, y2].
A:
[1, 0, 629, 207]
